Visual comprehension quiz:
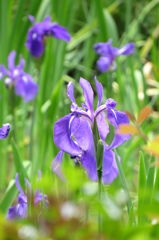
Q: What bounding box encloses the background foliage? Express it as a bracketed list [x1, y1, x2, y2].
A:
[0, 0, 159, 239]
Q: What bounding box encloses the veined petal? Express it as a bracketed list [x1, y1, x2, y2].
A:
[51, 23, 71, 42]
[96, 112, 109, 141]
[52, 151, 65, 181]
[54, 114, 82, 156]
[15, 73, 38, 101]
[107, 109, 131, 149]
[67, 82, 76, 103]
[79, 77, 94, 120]
[74, 117, 93, 152]
[95, 76, 103, 107]
[102, 149, 120, 184]
[8, 51, 16, 71]
[117, 42, 135, 56]
[97, 57, 112, 72]
[0, 123, 10, 139]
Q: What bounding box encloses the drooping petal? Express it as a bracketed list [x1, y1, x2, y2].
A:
[79, 77, 94, 120]
[107, 109, 131, 149]
[80, 152, 98, 181]
[54, 114, 82, 156]
[102, 149, 120, 184]
[8, 51, 16, 71]
[0, 123, 10, 139]
[51, 23, 71, 42]
[67, 82, 76, 103]
[7, 203, 27, 219]
[96, 112, 109, 141]
[95, 76, 103, 107]
[30, 35, 44, 58]
[15, 73, 38, 101]
[97, 57, 112, 72]
[117, 42, 135, 56]
[52, 151, 65, 181]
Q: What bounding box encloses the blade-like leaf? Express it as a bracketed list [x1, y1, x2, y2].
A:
[11, 138, 29, 188]
[0, 180, 18, 215]
[138, 152, 146, 224]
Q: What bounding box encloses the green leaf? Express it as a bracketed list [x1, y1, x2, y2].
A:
[0, 180, 18, 215]
[103, 9, 118, 45]
[114, 149, 135, 226]
[11, 138, 29, 189]
[138, 152, 146, 224]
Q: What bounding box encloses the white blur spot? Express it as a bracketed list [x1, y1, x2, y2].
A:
[152, 219, 158, 225]
[32, 33, 37, 39]
[4, 78, 12, 86]
[22, 75, 28, 83]
[60, 202, 80, 220]
[18, 225, 38, 239]
[0, 72, 2, 78]
[13, 69, 19, 78]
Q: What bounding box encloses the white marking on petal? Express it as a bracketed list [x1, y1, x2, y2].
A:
[111, 108, 117, 121]
[13, 69, 19, 78]
[32, 33, 37, 39]
[22, 75, 28, 83]
[4, 78, 12, 86]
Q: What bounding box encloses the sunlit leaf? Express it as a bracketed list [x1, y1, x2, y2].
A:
[137, 106, 152, 124]
[117, 124, 139, 134]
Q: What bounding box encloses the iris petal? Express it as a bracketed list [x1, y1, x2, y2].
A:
[54, 114, 82, 156]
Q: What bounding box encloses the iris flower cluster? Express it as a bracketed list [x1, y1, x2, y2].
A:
[26, 15, 71, 58]
[94, 39, 135, 72]
[0, 51, 38, 101]
[52, 77, 130, 184]
[7, 172, 48, 219]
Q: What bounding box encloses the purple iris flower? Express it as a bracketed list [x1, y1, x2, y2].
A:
[52, 77, 130, 184]
[25, 15, 71, 58]
[0, 51, 38, 101]
[0, 123, 10, 139]
[94, 39, 135, 72]
[7, 171, 48, 219]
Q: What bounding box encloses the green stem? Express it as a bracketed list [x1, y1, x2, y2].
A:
[30, 72, 40, 178]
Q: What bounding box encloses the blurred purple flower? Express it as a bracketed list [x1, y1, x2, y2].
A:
[52, 77, 130, 184]
[0, 123, 10, 139]
[94, 39, 135, 72]
[7, 171, 48, 219]
[26, 15, 71, 58]
[0, 51, 38, 101]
